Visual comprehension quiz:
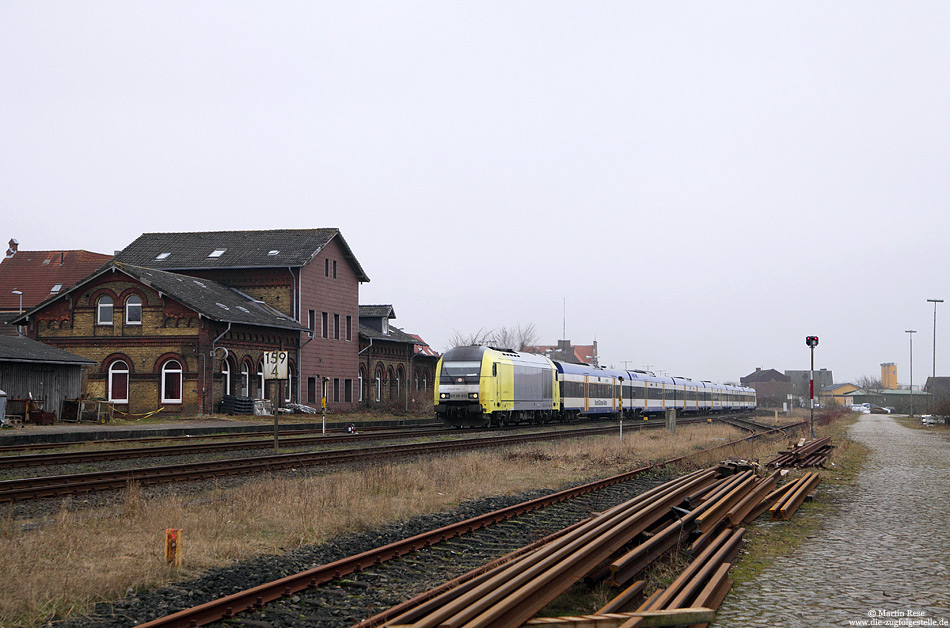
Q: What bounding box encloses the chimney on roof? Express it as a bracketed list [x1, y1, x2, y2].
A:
[6, 238, 18, 258]
[755, 367, 762, 372]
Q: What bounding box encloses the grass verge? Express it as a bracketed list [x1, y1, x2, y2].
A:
[0, 419, 798, 628]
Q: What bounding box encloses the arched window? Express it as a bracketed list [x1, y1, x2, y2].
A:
[125, 295, 142, 325]
[358, 365, 365, 402]
[221, 358, 231, 395]
[241, 361, 251, 397]
[97, 296, 114, 325]
[284, 363, 295, 403]
[375, 367, 383, 402]
[108, 360, 129, 403]
[257, 360, 265, 399]
[162, 360, 183, 404]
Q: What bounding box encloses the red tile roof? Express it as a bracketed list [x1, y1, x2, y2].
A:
[0, 250, 112, 311]
[408, 333, 440, 357]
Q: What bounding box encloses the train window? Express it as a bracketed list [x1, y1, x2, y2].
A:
[442, 361, 481, 377]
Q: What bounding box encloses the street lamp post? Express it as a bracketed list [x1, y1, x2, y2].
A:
[11, 290, 22, 335]
[805, 335, 819, 438]
[906, 330, 917, 417]
[928, 299, 943, 414]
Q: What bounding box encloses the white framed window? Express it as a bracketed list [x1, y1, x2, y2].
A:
[375, 376, 381, 402]
[161, 360, 183, 403]
[284, 365, 294, 403]
[108, 360, 129, 403]
[358, 375, 363, 402]
[257, 361, 265, 399]
[241, 362, 251, 397]
[125, 295, 142, 325]
[222, 359, 231, 395]
[97, 296, 114, 325]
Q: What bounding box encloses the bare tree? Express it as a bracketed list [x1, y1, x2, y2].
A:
[855, 375, 883, 391]
[447, 327, 494, 348]
[446, 323, 540, 352]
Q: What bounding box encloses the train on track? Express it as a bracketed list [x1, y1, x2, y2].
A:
[434, 345, 756, 427]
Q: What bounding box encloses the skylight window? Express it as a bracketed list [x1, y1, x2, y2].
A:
[237, 306, 250, 313]
[50, 284, 63, 293]
[268, 250, 280, 256]
[216, 303, 230, 310]
[209, 248, 227, 258]
[193, 280, 207, 288]
[156, 252, 171, 261]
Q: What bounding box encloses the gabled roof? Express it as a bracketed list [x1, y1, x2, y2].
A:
[113, 229, 370, 282]
[359, 305, 396, 319]
[741, 368, 790, 383]
[0, 335, 96, 365]
[14, 263, 307, 332]
[0, 249, 113, 311]
[359, 323, 419, 345]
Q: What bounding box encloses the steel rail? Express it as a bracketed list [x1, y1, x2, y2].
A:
[0, 426, 638, 503]
[0, 427, 472, 469]
[132, 422, 803, 628]
[0, 422, 445, 455]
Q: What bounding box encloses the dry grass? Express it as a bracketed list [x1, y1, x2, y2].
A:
[0, 421, 794, 627]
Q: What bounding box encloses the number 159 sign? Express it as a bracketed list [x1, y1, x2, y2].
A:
[263, 351, 289, 380]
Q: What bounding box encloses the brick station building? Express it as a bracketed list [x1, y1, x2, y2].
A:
[13, 262, 305, 416]
[112, 229, 370, 411]
[358, 305, 439, 409]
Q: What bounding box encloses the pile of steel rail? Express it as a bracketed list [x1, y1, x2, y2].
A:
[766, 436, 834, 469]
[377, 463, 821, 628]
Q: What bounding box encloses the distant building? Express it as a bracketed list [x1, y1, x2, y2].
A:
[924, 377, 950, 408]
[819, 383, 859, 406]
[525, 339, 598, 366]
[0, 238, 112, 312]
[881, 363, 898, 389]
[785, 368, 833, 400]
[740, 368, 791, 406]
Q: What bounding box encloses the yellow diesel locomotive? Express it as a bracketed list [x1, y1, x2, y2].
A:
[434, 345, 558, 427]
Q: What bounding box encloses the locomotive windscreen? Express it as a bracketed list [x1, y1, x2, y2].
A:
[440, 346, 485, 384]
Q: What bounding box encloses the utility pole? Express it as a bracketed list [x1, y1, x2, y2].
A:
[906, 330, 917, 417]
[928, 299, 943, 415]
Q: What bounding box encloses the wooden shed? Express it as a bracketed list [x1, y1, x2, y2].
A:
[0, 335, 95, 421]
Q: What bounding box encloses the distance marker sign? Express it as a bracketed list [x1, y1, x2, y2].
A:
[263, 351, 289, 380]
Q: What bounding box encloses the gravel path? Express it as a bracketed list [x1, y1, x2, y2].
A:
[713, 415, 950, 627]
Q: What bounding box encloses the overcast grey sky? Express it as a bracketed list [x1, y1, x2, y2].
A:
[3, 2, 949, 386]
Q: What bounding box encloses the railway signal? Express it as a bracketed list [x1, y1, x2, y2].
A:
[805, 335, 818, 437]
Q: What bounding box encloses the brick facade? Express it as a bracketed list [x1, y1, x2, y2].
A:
[113, 229, 368, 412]
[20, 267, 301, 417]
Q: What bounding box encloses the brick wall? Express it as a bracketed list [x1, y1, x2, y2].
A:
[298, 237, 360, 410]
[27, 271, 298, 417]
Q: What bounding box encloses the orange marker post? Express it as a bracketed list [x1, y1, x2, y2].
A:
[165, 529, 183, 567]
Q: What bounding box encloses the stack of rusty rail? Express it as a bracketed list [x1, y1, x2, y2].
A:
[381, 462, 818, 628]
[767, 436, 834, 469]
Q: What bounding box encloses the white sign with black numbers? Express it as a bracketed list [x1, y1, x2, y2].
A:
[263, 351, 289, 380]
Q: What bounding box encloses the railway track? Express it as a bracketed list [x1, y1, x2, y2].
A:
[127, 420, 805, 628]
[0, 427, 470, 469]
[0, 422, 443, 454]
[0, 414, 771, 504]
[0, 425, 635, 503]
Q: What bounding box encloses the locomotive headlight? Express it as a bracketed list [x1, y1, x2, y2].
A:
[440, 393, 449, 400]
[468, 392, 479, 400]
